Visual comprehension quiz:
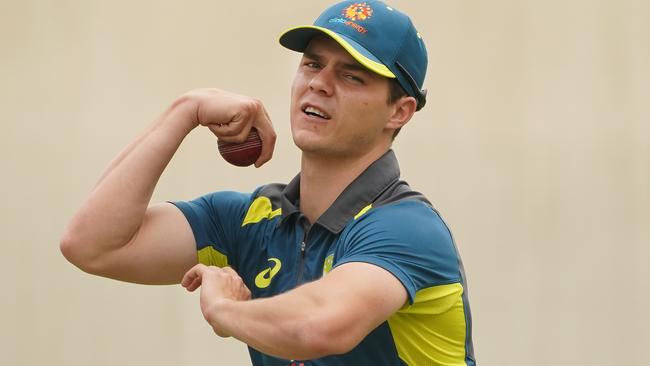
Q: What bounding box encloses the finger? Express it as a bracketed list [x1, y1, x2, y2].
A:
[226, 269, 251, 301]
[207, 120, 247, 141]
[181, 270, 195, 288]
[181, 264, 205, 288]
[186, 275, 203, 292]
[238, 279, 252, 300]
[226, 123, 253, 144]
[253, 107, 276, 167]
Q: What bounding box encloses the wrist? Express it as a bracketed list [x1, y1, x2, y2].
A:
[205, 298, 234, 337]
[164, 93, 201, 134]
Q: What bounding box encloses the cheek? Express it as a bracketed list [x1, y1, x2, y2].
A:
[349, 97, 386, 120]
[290, 76, 304, 111]
[348, 99, 391, 133]
[291, 71, 309, 93]
[290, 78, 298, 101]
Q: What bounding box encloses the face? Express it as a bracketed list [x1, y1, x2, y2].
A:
[290, 35, 397, 159]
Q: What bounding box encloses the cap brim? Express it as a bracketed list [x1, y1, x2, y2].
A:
[279, 25, 396, 79]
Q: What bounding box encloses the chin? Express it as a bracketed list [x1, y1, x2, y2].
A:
[292, 132, 325, 153]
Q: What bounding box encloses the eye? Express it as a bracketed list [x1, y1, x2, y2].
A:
[304, 61, 321, 69]
[344, 74, 364, 84]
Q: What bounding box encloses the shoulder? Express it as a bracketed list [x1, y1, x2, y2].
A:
[352, 199, 453, 246]
[172, 183, 285, 224]
[173, 190, 252, 219]
[343, 198, 460, 278]
[340, 177, 456, 253]
[180, 183, 285, 210]
[359, 180, 452, 243]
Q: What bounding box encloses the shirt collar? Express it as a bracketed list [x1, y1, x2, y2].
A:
[279, 149, 401, 233]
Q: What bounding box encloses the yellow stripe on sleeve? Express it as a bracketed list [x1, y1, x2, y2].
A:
[197, 246, 229, 267]
[387, 283, 468, 365]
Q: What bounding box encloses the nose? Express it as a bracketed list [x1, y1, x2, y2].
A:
[308, 66, 334, 96]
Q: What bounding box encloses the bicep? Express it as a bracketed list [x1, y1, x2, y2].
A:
[99, 202, 197, 284]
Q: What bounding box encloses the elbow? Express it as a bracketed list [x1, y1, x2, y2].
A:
[59, 228, 104, 275]
[59, 229, 87, 270]
[60, 228, 79, 263]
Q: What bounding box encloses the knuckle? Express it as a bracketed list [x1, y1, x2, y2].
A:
[233, 134, 248, 144]
[238, 108, 250, 120]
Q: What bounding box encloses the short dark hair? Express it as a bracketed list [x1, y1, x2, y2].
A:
[386, 79, 408, 140]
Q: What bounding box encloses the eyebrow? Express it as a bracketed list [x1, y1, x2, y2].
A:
[303, 50, 373, 75]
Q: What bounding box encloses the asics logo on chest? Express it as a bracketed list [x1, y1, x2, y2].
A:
[255, 258, 282, 289]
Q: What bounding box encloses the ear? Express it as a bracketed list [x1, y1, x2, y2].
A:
[386, 96, 417, 130]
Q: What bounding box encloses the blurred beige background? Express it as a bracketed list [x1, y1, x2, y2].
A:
[1, 0, 648, 365]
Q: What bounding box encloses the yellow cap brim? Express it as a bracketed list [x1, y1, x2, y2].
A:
[279, 25, 396, 79]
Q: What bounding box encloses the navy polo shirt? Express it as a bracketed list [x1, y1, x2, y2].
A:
[172, 150, 475, 366]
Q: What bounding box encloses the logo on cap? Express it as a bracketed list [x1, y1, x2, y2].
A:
[342, 2, 373, 21]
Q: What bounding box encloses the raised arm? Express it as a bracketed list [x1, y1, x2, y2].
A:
[60, 89, 276, 284]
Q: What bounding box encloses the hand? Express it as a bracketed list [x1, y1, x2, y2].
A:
[181, 264, 252, 337]
[183, 88, 277, 167]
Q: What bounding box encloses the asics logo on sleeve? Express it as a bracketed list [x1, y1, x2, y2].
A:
[255, 258, 282, 288]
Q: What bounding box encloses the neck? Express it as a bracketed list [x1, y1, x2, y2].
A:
[299, 145, 390, 224]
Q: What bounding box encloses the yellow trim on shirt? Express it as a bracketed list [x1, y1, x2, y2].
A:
[387, 283, 468, 365]
[354, 204, 373, 220]
[197, 246, 229, 268]
[242, 196, 282, 226]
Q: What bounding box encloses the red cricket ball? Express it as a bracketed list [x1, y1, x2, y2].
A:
[217, 128, 262, 167]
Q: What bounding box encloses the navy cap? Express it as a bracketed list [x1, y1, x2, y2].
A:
[279, 1, 428, 110]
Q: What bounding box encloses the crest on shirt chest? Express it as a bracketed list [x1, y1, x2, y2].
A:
[322, 254, 334, 276]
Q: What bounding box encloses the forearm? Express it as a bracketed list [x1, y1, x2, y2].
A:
[186, 263, 406, 360]
[61, 96, 197, 263]
[207, 283, 350, 360]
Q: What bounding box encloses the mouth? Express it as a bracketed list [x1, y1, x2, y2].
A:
[301, 104, 331, 120]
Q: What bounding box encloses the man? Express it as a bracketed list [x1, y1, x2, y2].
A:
[61, 1, 475, 365]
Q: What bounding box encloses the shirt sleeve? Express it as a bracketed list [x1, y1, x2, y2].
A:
[334, 200, 462, 304]
[170, 191, 252, 270]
